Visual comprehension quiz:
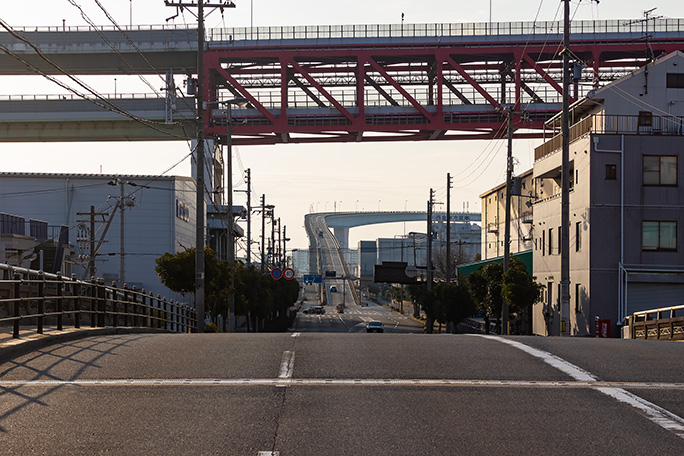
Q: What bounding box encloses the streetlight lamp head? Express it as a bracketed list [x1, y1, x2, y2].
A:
[226, 96, 249, 107]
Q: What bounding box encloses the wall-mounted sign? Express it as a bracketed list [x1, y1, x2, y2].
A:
[176, 199, 190, 222]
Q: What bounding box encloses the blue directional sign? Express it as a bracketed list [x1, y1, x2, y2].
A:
[303, 274, 322, 283]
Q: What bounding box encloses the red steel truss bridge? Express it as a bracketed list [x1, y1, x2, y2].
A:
[1, 19, 684, 144]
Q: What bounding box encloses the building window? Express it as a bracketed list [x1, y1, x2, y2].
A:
[666, 73, 684, 89]
[558, 225, 562, 255]
[638, 111, 653, 126]
[548, 228, 553, 255]
[576, 221, 582, 252]
[606, 164, 617, 180]
[575, 283, 582, 313]
[542, 230, 546, 256]
[643, 155, 677, 186]
[642, 221, 677, 251]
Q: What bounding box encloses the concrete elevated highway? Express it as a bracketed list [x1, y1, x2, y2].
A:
[3, 19, 684, 144]
[304, 211, 482, 281]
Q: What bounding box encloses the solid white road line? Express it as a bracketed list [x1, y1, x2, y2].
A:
[479, 335, 684, 440]
[278, 351, 295, 379]
[479, 335, 597, 382]
[4, 378, 684, 389]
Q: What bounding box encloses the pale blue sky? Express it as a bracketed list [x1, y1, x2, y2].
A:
[1, 1, 682, 249]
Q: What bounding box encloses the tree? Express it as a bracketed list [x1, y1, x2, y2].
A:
[466, 262, 503, 334]
[154, 247, 232, 323]
[433, 282, 476, 333]
[155, 249, 300, 332]
[502, 258, 543, 333]
[155, 249, 195, 294]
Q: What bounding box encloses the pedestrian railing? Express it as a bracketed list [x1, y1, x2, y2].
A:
[629, 305, 684, 341]
[0, 264, 196, 339]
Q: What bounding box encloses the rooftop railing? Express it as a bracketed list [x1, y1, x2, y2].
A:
[535, 114, 684, 161]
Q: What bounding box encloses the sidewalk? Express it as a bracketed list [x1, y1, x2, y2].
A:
[0, 325, 168, 362]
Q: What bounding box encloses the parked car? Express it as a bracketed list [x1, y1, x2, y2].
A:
[366, 321, 384, 333]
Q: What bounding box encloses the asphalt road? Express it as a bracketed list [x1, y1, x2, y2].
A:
[296, 295, 424, 334]
[1, 330, 683, 455]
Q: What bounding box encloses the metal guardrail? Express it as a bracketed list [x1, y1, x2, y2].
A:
[629, 305, 684, 341]
[8, 18, 684, 41]
[207, 18, 684, 44]
[0, 264, 196, 339]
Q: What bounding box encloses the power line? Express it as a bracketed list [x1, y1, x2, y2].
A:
[0, 19, 193, 140]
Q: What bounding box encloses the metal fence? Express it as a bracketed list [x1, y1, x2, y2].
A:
[0, 264, 195, 339]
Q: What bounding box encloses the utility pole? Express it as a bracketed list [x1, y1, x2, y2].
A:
[77, 205, 118, 280]
[119, 180, 125, 286]
[245, 169, 252, 266]
[226, 105, 235, 332]
[89, 206, 96, 279]
[560, 0, 571, 336]
[260, 194, 266, 273]
[446, 173, 452, 283]
[283, 225, 288, 268]
[271, 212, 276, 269]
[165, 1, 236, 333]
[502, 106, 514, 336]
[427, 189, 434, 293]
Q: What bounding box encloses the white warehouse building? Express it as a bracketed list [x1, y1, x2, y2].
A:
[0, 173, 196, 300]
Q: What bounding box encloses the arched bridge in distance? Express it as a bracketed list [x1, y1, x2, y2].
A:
[304, 211, 482, 276]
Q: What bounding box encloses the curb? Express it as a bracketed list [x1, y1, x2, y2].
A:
[0, 327, 171, 363]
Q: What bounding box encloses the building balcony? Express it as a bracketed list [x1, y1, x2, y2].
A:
[535, 114, 684, 161]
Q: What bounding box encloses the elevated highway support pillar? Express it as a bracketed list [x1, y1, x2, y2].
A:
[333, 227, 350, 250]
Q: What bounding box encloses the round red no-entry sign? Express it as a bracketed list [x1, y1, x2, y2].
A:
[283, 268, 295, 280]
[271, 268, 283, 280]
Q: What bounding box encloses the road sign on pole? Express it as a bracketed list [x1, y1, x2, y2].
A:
[283, 268, 295, 280]
[271, 268, 283, 280]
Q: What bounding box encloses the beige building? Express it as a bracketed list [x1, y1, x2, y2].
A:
[480, 168, 535, 260]
[532, 51, 684, 337]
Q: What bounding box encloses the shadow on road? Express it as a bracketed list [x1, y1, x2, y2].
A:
[0, 334, 152, 433]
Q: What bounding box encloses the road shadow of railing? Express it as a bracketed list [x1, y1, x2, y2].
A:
[0, 333, 153, 433]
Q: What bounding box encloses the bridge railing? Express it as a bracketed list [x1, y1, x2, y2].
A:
[628, 305, 684, 340]
[0, 264, 196, 339]
[208, 18, 684, 44]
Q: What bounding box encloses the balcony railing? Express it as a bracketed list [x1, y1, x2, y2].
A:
[535, 114, 684, 161]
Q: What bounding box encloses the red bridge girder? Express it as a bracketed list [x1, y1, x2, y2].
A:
[202, 25, 684, 145]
